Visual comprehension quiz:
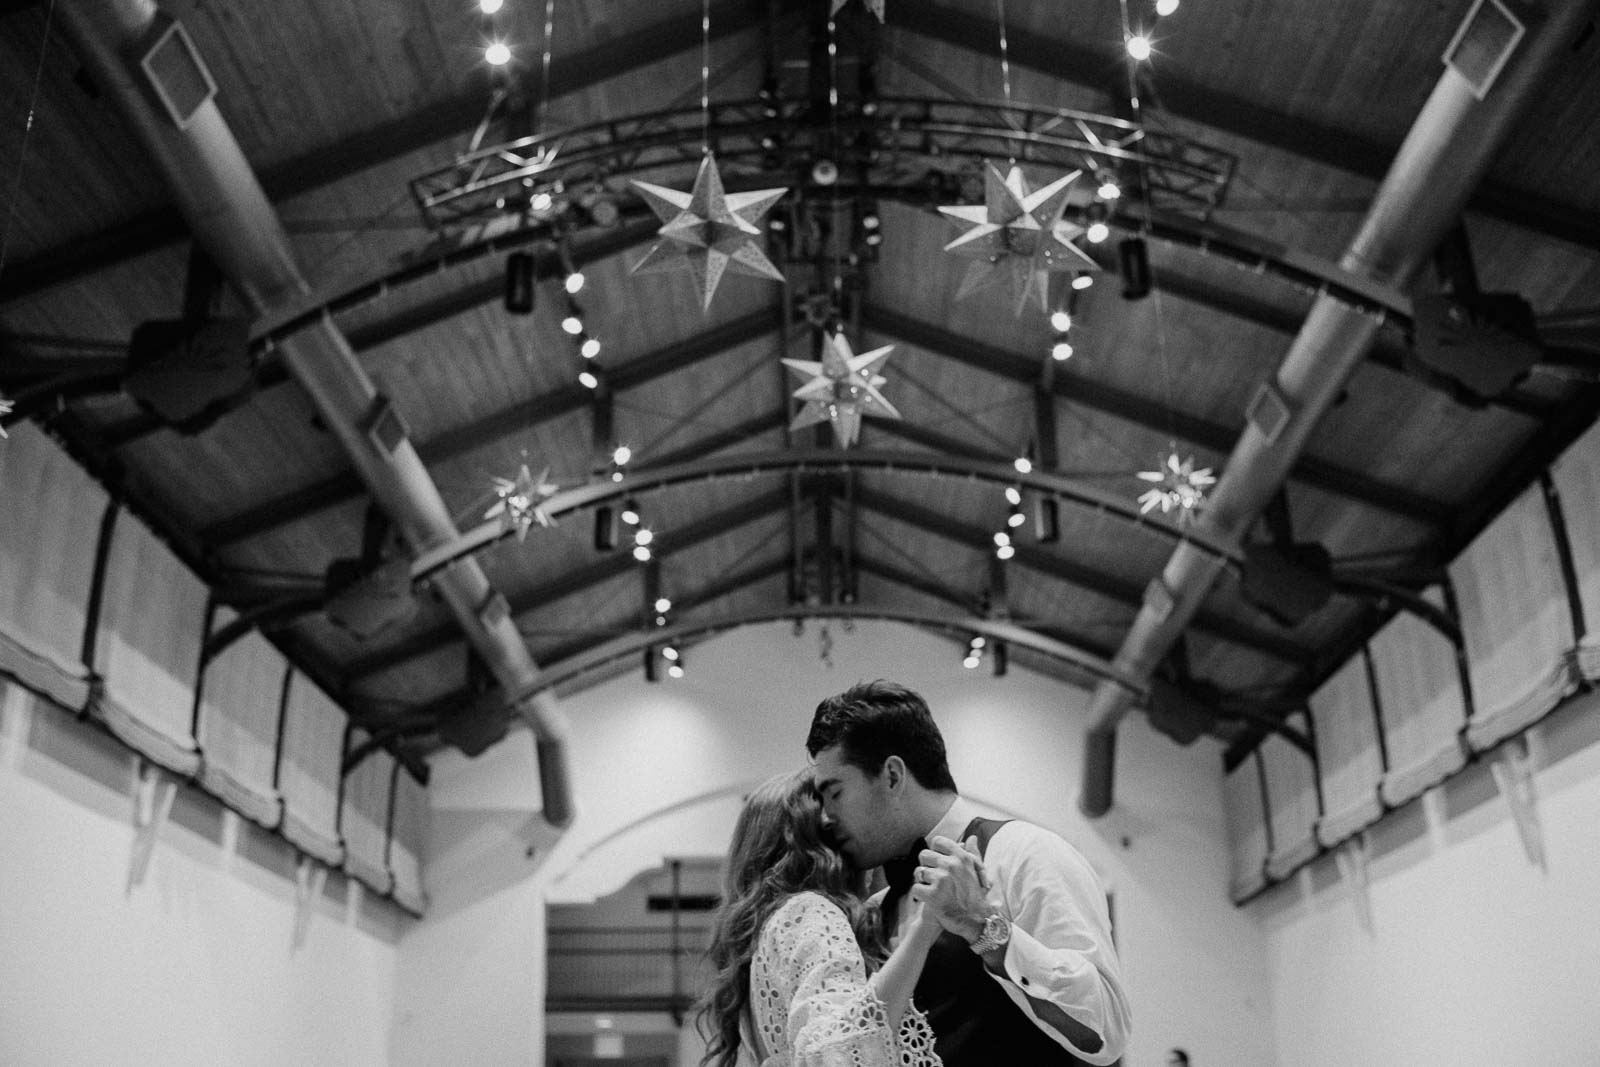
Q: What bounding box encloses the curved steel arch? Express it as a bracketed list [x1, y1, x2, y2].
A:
[408, 447, 1243, 582]
[507, 604, 1148, 705]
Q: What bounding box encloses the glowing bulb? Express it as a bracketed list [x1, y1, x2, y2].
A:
[1004, 487, 1022, 506]
[1156, 0, 1179, 15]
[662, 646, 679, 661]
[1072, 274, 1095, 291]
[963, 655, 981, 670]
[1086, 221, 1110, 244]
[633, 545, 652, 562]
[1052, 341, 1075, 361]
[1008, 510, 1026, 528]
[580, 337, 601, 359]
[655, 597, 672, 614]
[562, 315, 583, 335]
[612, 445, 632, 466]
[1050, 310, 1072, 332]
[997, 544, 1016, 560]
[564, 272, 585, 295]
[667, 663, 684, 679]
[1098, 179, 1121, 200]
[479, 0, 503, 12]
[621, 501, 640, 525]
[530, 191, 553, 212]
[1014, 456, 1033, 474]
[994, 531, 1011, 547]
[971, 636, 987, 649]
[1126, 35, 1152, 61]
[578, 370, 599, 389]
[634, 528, 654, 547]
[485, 41, 511, 66]
[611, 471, 624, 482]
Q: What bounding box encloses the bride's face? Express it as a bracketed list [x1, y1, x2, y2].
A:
[811, 744, 898, 868]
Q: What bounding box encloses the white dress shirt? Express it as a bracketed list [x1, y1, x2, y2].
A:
[886, 795, 1131, 1065]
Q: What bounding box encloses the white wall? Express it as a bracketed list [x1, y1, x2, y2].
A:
[397, 619, 1276, 1067]
[0, 681, 401, 1067]
[1256, 689, 1600, 1067]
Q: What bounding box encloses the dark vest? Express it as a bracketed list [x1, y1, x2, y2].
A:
[898, 817, 1095, 1067]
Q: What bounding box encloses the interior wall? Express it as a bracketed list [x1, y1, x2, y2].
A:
[1256, 687, 1600, 1067]
[396, 619, 1276, 1067]
[0, 681, 403, 1067]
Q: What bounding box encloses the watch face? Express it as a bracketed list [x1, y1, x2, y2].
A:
[983, 913, 1009, 943]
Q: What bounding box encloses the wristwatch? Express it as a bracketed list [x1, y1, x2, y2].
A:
[968, 909, 1011, 955]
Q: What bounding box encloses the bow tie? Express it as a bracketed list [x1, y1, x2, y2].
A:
[882, 838, 929, 907]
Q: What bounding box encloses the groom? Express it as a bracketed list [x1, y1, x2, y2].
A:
[807, 680, 1130, 1066]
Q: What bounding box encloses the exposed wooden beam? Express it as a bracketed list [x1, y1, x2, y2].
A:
[345, 486, 792, 681]
[896, 5, 1600, 254]
[0, 0, 806, 306]
[863, 304, 1453, 526]
[854, 485, 1308, 663]
[201, 309, 777, 546]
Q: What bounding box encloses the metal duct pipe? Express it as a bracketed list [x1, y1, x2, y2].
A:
[1080, 0, 1598, 817]
[58, 0, 574, 826]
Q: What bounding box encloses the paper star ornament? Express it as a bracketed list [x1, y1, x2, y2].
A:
[830, 0, 886, 20]
[630, 153, 788, 310]
[0, 391, 12, 438]
[1136, 452, 1217, 524]
[484, 464, 560, 541]
[940, 164, 1100, 315]
[783, 330, 901, 448]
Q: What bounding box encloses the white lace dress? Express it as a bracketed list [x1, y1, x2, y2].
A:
[748, 891, 941, 1067]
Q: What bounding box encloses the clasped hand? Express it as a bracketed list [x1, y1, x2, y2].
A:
[906, 834, 991, 941]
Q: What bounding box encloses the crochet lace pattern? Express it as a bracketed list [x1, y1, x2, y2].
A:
[750, 892, 941, 1067]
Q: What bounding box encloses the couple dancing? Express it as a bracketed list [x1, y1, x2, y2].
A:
[697, 681, 1131, 1067]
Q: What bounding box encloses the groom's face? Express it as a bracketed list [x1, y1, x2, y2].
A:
[812, 744, 898, 869]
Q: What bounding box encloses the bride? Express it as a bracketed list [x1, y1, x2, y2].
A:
[696, 769, 943, 1067]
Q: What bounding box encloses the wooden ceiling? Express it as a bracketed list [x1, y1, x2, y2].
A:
[2, 0, 1598, 772]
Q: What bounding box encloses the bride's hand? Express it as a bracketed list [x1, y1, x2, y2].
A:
[903, 904, 943, 949]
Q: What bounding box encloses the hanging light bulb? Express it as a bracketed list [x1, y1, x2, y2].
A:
[1126, 34, 1152, 61]
[634, 528, 654, 547]
[1004, 487, 1022, 506]
[633, 545, 652, 562]
[1072, 273, 1095, 291]
[485, 41, 511, 66]
[997, 543, 1016, 560]
[1050, 310, 1073, 332]
[580, 337, 601, 359]
[1051, 341, 1075, 361]
[655, 597, 672, 614]
[993, 531, 1011, 547]
[1014, 456, 1033, 474]
[479, 0, 503, 13]
[562, 313, 584, 335]
[1156, 0, 1179, 15]
[620, 499, 640, 526]
[564, 271, 586, 295]
[578, 370, 599, 390]
[612, 445, 632, 466]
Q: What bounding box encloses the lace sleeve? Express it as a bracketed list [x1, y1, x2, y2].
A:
[751, 893, 940, 1067]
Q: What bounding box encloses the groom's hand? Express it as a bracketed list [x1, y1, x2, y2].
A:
[908, 835, 990, 941]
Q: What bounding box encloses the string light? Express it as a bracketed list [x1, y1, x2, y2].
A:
[580, 337, 601, 359]
[578, 370, 599, 389]
[612, 445, 632, 466]
[1156, 0, 1179, 15]
[635, 528, 654, 547]
[621, 498, 641, 526]
[485, 41, 511, 66]
[1014, 456, 1033, 474]
[561, 311, 584, 335]
[1004, 487, 1022, 506]
[564, 271, 585, 295]
[1050, 310, 1072, 332]
[655, 597, 672, 614]
[1126, 34, 1152, 61]
[1072, 274, 1095, 291]
[479, 0, 503, 13]
[1051, 340, 1075, 361]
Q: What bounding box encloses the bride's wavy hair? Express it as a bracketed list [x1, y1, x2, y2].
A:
[695, 768, 883, 1067]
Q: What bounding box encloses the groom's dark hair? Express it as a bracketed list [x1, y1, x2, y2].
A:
[807, 680, 957, 792]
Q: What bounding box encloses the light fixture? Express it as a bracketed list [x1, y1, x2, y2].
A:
[1085, 202, 1111, 244]
[1156, 0, 1179, 15]
[1072, 273, 1095, 291]
[667, 662, 685, 679]
[530, 191, 553, 212]
[620, 498, 640, 525]
[1014, 456, 1033, 474]
[580, 337, 601, 359]
[962, 654, 981, 670]
[479, 0, 503, 12]
[1050, 310, 1072, 332]
[1004, 486, 1022, 506]
[1051, 341, 1075, 361]
[662, 645, 680, 661]
[993, 531, 1011, 547]
[634, 528, 654, 547]
[1096, 174, 1121, 200]
[633, 545, 652, 562]
[564, 271, 585, 295]
[562, 313, 584, 335]
[612, 445, 632, 466]
[1008, 507, 1026, 528]
[578, 370, 599, 390]
[997, 544, 1016, 560]
[970, 636, 986, 649]
[655, 597, 672, 614]
[1126, 34, 1152, 61]
[485, 41, 511, 66]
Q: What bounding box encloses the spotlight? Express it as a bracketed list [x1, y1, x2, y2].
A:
[580, 337, 601, 359]
[620, 498, 640, 525]
[578, 370, 599, 389]
[562, 313, 584, 335]
[655, 597, 672, 614]
[1051, 341, 1075, 361]
[1126, 34, 1152, 61]
[485, 41, 511, 66]
[633, 545, 652, 563]
[1156, 0, 1179, 15]
[1050, 310, 1072, 332]
[612, 445, 632, 466]
[564, 271, 585, 295]
[1072, 273, 1095, 291]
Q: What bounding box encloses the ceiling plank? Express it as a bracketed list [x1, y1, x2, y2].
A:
[854, 485, 1308, 663]
[863, 304, 1453, 526]
[201, 308, 777, 546]
[896, 6, 1600, 254]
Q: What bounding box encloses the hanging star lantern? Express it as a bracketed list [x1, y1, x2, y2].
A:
[484, 464, 560, 541]
[630, 153, 788, 310]
[0, 391, 13, 438]
[940, 163, 1100, 316]
[830, 0, 886, 20]
[1136, 452, 1217, 524]
[783, 330, 901, 449]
